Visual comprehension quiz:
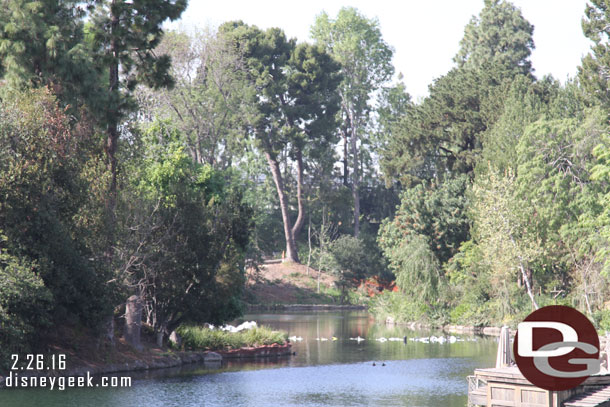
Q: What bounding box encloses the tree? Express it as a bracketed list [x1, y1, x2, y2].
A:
[382, 67, 488, 185]
[0, 0, 101, 111]
[0, 89, 113, 331]
[479, 75, 561, 174]
[514, 111, 607, 314]
[382, 0, 535, 187]
[0, 232, 52, 367]
[330, 235, 370, 303]
[312, 7, 394, 237]
[376, 79, 412, 171]
[220, 22, 341, 263]
[454, 0, 534, 78]
[138, 28, 255, 169]
[580, 0, 610, 107]
[118, 122, 252, 345]
[88, 0, 187, 243]
[472, 166, 541, 310]
[379, 175, 470, 265]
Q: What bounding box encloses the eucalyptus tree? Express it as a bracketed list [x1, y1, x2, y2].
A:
[139, 28, 255, 169]
[311, 7, 394, 237]
[220, 21, 341, 263]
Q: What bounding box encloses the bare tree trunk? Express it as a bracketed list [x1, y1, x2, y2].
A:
[507, 233, 538, 310]
[265, 151, 299, 263]
[518, 260, 539, 310]
[291, 149, 305, 239]
[156, 330, 165, 347]
[307, 215, 311, 277]
[104, 10, 120, 251]
[349, 111, 360, 237]
[582, 261, 593, 316]
[125, 295, 143, 350]
[342, 131, 349, 186]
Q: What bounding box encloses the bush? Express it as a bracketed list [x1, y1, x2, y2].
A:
[330, 235, 371, 302]
[0, 238, 53, 368]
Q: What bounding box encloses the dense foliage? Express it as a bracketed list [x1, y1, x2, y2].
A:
[2, 0, 610, 367]
[373, 0, 610, 328]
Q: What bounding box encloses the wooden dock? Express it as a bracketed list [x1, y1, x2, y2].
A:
[468, 367, 610, 407]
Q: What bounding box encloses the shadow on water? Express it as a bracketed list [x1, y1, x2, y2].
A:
[0, 311, 497, 407]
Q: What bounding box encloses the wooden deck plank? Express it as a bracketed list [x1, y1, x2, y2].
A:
[470, 367, 610, 407]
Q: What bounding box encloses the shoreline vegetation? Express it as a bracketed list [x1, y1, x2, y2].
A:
[0, 325, 292, 387]
[176, 325, 288, 351]
[0, 314, 525, 388]
[3, 0, 610, 390]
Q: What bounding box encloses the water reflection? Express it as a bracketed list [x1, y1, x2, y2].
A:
[0, 311, 497, 407]
[236, 311, 496, 368]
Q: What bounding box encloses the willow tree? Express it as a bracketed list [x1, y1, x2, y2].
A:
[312, 7, 394, 237]
[220, 21, 341, 263]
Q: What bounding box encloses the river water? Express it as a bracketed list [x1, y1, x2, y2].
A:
[0, 311, 497, 407]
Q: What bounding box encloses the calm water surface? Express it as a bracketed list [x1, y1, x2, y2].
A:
[0, 311, 497, 407]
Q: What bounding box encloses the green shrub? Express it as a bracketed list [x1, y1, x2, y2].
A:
[0, 238, 53, 368]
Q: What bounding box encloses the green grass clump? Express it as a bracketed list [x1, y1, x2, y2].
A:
[176, 325, 288, 351]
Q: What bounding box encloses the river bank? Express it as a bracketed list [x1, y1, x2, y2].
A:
[385, 318, 518, 337]
[386, 317, 610, 342]
[247, 304, 367, 311]
[0, 341, 292, 388]
[0, 310, 499, 407]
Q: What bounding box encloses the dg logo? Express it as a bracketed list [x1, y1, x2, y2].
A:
[514, 305, 600, 391]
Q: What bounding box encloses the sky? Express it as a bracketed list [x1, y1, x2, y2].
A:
[170, 0, 593, 100]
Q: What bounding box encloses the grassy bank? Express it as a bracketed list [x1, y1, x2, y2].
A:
[176, 326, 288, 351]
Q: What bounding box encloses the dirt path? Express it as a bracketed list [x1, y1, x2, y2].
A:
[245, 262, 340, 305]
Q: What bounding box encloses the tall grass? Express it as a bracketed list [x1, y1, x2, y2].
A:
[176, 325, 288, 350]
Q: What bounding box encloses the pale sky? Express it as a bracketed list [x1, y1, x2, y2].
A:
[170, 0, 593, 100]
